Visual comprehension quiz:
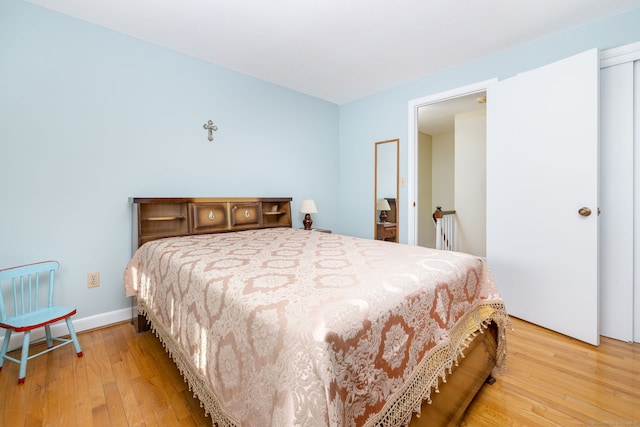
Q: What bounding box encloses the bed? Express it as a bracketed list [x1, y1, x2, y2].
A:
[124, 197, 508, 427]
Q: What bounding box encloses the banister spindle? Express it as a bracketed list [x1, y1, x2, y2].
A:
[433, 206, 456, 251]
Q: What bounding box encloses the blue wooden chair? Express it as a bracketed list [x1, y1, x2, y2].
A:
[0, 260, 83, 384]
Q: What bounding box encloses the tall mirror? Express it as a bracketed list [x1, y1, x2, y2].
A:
[374, 139, 399, 242]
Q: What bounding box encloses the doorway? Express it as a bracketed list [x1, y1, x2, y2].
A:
[416, 92, 487, 255]
[407, 79, 496, 253]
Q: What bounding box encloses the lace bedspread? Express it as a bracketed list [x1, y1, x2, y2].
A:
[124, 228, 507, 426]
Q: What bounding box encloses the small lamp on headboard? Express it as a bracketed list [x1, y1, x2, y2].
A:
[300, 199, 318, 230]
[376, 198, 391, 223]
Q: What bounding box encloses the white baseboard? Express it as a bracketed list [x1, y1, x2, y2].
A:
[0, 307, 135, 351]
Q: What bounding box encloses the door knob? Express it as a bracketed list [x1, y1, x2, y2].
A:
[578, 207, 592, 217]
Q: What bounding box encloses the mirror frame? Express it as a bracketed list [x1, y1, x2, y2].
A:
[374, 139, 400, 242]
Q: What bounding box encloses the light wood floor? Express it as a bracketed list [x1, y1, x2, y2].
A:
[0, 317, 638, 426]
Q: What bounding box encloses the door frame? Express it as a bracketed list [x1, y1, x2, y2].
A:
[407, 78, 497, 245]
[600, 40, 640, 67]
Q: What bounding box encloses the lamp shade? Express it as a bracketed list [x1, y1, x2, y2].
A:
[376, 199, 391, 211]
[300, 199, 318, 214]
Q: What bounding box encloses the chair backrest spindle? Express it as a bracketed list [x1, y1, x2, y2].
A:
[47, 269, 54, 308]
[14, 277, 21, 316]
[28, 275, 34, 313]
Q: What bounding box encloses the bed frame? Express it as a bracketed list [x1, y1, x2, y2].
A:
[129, 196, 502, 426]
[410, 323, 499, 426]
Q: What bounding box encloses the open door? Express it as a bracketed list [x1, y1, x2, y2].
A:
[486, 49, 600, 345]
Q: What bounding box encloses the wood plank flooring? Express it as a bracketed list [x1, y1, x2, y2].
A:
[462, 318, 640, 427]
[0, 317, 638, 426]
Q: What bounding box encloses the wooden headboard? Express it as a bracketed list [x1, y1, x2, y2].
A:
[131, 197, 292, 250]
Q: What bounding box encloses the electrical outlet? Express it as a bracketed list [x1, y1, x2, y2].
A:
[87, 272, 100, 288]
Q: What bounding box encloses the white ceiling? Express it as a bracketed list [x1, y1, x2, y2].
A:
[25, 0, 640, 105]
[418, 92, 486, 136]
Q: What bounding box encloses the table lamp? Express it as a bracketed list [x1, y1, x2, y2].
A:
[376, 199, 391, 223]
[300, 199, 318, 230]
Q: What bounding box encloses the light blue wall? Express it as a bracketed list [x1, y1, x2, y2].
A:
[336, 8, 640, 241]
[0, 1, 338, 319]
[3, 1, 640, 322]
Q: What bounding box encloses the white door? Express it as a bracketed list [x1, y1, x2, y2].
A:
[486, 49, 600, 345]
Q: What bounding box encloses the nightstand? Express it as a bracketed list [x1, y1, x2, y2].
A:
[300, 228, 332, 233]
[376, 222, 396, 242]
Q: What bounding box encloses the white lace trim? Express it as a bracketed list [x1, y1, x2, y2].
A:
[362, 301, 509, 427]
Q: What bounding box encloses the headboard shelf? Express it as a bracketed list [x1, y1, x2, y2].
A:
[143, 216, 185, 221]
[131, 197, 293, 249]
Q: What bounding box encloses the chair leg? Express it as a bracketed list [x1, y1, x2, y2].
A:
[18, 330, 30, 385]
[0, 329, 12, 372]
[44, 324, 54, 348]
[65, 318, 83, 357]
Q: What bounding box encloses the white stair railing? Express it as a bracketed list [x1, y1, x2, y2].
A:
[432, 206, 456, 251]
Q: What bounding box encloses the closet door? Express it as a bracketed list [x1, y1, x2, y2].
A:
[633, 60, 640, 342]
[635, 61, 640, 344]
[600, 60, 634, 342]
[487, 49, 600, 345]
